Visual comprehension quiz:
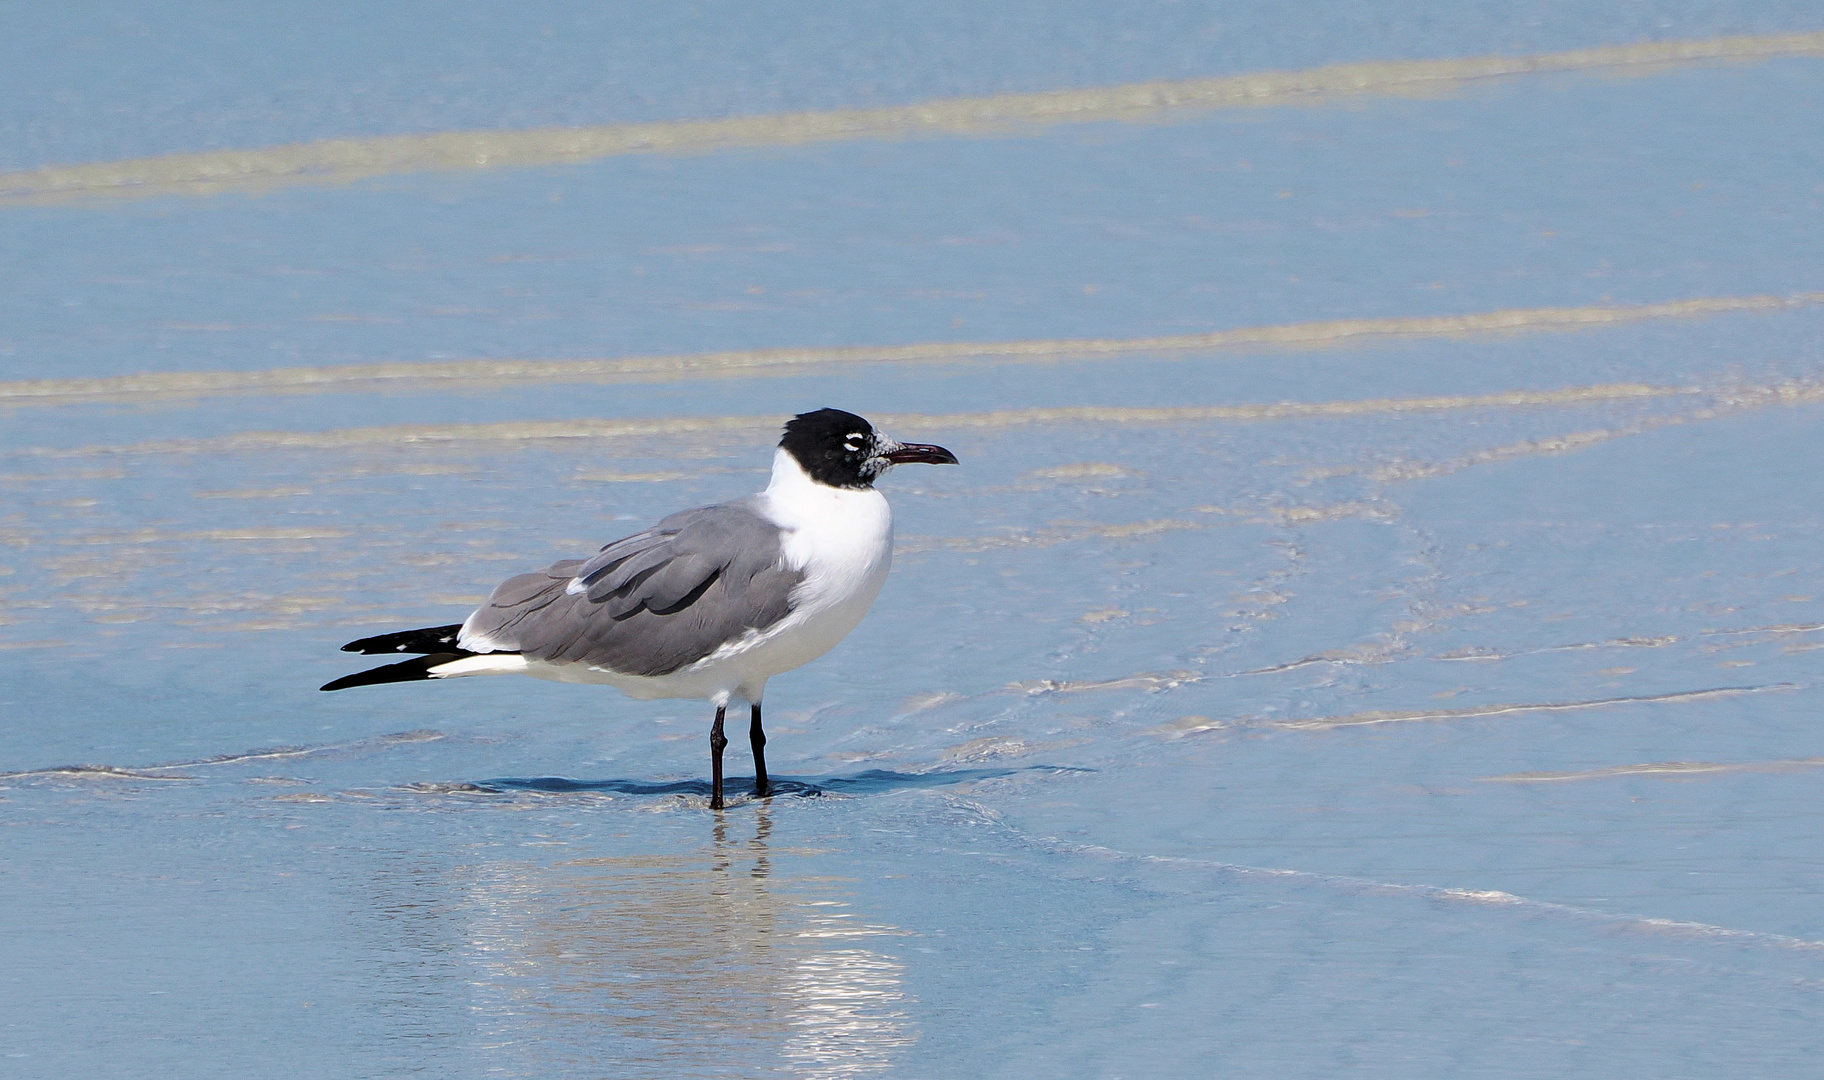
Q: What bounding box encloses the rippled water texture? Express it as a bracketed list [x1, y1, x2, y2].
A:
[4, 4, 1824, 1077]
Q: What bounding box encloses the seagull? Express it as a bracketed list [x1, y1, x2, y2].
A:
[322, 408, 958, 809]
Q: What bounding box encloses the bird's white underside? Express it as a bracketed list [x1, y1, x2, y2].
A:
[437, 447, 894, 708]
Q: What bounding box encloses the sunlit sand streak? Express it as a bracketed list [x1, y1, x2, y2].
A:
[4, 381, 1810, 643]
[946, 652, 1801, 713]
[1435, 635, 1681, 663]
[1014, 671, 1204, 697]
[0, 385, 1769, 640]
[976, 810, 1824, 955]
[1025, 681, 1796, 736]
[5, 294, 1818, 409]
[10, 503, 1349, 636]
[10, 383, 1697, 459]
[0, 765, 201, 782]
[1252, 683, 1799, 733]
[1435, 622, 1824, 664]
[1705, 621, 1824, 639]
[897, 518, 1207, 556]
[1360, 422, 1680, 484]
[61, 527, 353, 546]
[1482, 757, 1824, 783]
[26, 476, 1814, 647]
[5, 31, 1822, 204]
[1340, 376, 1824, 485]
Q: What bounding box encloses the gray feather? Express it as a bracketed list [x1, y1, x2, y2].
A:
[576, 533, 672, 595]
[490, 567, 575, 610]
[591, 545, 675, 607]
[642, 552, 720, 611]
[461, 499, 802, 677]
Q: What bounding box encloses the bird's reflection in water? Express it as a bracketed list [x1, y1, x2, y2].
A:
[461, 806, 916, 1077]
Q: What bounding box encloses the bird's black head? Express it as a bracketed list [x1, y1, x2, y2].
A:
[779, 408, 959, 489]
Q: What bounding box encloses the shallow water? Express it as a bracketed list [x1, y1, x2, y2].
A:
[4, 5, 1824, 1077]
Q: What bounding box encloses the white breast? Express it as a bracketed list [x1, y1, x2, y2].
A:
[757, 447, 894, 657]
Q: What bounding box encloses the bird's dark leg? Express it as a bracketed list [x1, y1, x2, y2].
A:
[709, 705, 728, 810]
[750, 702, 770, 798]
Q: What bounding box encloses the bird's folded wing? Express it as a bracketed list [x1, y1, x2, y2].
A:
[458, 501, 802, 678]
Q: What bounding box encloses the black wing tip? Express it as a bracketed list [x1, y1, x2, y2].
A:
[340, 624, 466, 655]
[321, 655, 450, 692]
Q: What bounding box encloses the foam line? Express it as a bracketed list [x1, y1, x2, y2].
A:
[947, 799, 1824, 955]
[9, 382, 1701, 458]
[6, 32, 1822, 204]
[1433, 621, 1824, 665]
[1482, 757, 1824, 783]
[5, 294, 1818, 409]
[0, 730, 446, 782]
[1263, 684, 1800, 732]
[0, 765, 198, 782]
[1003, 825, 1824, 955]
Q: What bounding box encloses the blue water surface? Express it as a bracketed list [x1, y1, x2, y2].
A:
[4, 4, 1824, 1078]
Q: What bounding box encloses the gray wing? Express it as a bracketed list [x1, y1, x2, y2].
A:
[459, 498, 802, 678]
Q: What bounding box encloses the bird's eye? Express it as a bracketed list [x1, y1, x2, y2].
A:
[844, 435, 865, 452]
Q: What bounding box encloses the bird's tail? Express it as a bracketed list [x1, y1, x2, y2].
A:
[322, 624, 527, 691]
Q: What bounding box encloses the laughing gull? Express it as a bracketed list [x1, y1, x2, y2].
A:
[322, 408, 958, 808]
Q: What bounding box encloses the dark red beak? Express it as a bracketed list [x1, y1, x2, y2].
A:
[883, 442, 959, 466]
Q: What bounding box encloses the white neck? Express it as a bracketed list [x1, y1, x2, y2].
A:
[726, 448, 896, 689]
[763, 447, 828, 500]
[758, 447, 893, 570]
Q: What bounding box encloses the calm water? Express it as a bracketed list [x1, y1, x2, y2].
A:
[4, 4, 1824, 1077]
